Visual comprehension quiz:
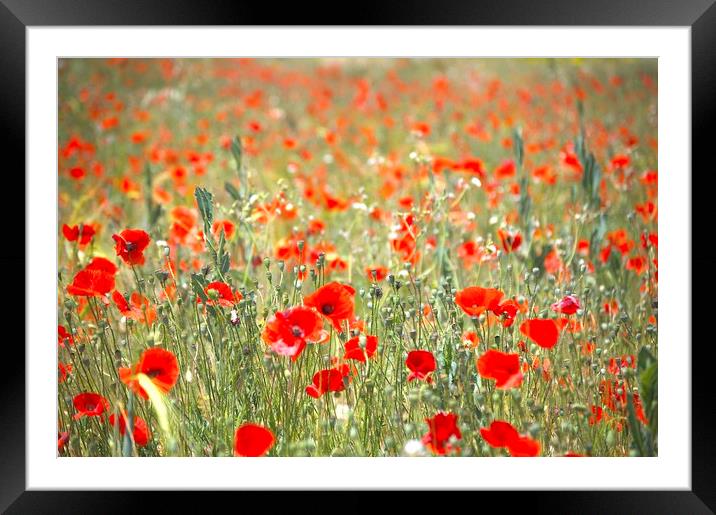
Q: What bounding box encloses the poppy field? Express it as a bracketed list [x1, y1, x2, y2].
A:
[58, 58, 658, 458]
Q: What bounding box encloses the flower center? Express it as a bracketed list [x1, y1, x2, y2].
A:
[291, 326, 304, 338]
[321, 304, 334, 315]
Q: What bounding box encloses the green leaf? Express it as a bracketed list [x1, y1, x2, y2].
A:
[589, 212, 607, 262]
[122, 392, 134, 457]
[512, 127, 524, 167]
[220, 252, 230, 275]
[637, 346, 658, 430]
[136, 373, 175, 452]
[231, 136, 243, 171]
[194, 187, 214, 230]
[225, 182, 241, 201]
[144, 163, 161, 227]
[191, 273, 208, 302]
[150, 204, 162, 227]
[626, 393, 647, 456]
[231, 136, 248, 201]
[637, 346, 656, 375]
[217, 226, 226, 256]
[518, 175, 531, 229]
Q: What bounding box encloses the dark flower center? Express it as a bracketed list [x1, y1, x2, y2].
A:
[291, 326, 304, 338]
[321, 304, 334, 315]
[125, 242, 137, 251]
[145, 368, 162, 378]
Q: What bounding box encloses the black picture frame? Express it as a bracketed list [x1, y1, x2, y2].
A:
[2, 1, 711, 512]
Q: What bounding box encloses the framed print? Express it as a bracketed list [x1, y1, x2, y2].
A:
[2, 0, 712, 512]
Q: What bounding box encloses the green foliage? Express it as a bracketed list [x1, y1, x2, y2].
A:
[194, 187, 214, 233]
[627, 346, 658, 456]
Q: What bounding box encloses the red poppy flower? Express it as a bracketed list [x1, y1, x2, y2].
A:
[494, 297, 525, 327]
[477, 349, 523, 389]
[406, 350, 436, 383]
[633, 392, 649, 425]
[457, 241, 487, 268]
[212, 219, 236, 240]
[480, 420, 520, 448]
[497, 228, 522, 253]
[305, 364, 351, 398]
[494, 159, 516, 179]
[58, 431, 70, 451]
[58, 325, 74, 347]
[119, 348, 180, 400]
[343, 334, 378, 363]
[109, 412, 150, 447]
[200, 281, 242, 308]
[112, 228, 151, 265]
[626, 255, 648, 275]
[234, 423, 275, 457]
[112, 291, 157, 325]
[422, 412, 462, 455]
[608, 354, 636, 375]
[303, 282, 355, 332]
[169, 206, 197, 244]
[455, 157, 486, 178]
[610, 154, 630, 169]
[365, 265, 388, 282]
[519, 318, 561, 349]
[508, 435, 541, 457]
[462, 331, 480, 348]
[62, 223, 96, 245]
[564, 451, 585, 457]
[454, 286, 504, 317]
[262, 305, 327, 360]
[551, 295, 581, 315]
[73, 392, 110, 420]
[66, 257, 117, 297]
[59, 362, 72, 383]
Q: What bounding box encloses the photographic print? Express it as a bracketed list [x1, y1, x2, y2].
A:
[57, 57, 658, 458]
